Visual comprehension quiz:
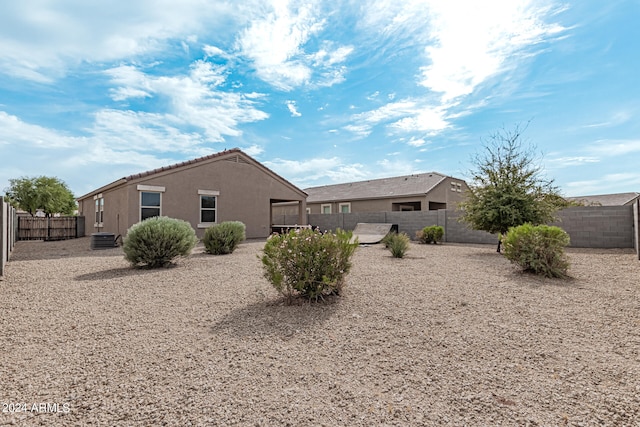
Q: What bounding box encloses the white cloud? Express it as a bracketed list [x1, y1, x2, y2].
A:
[343, 124, 371, 138]
[242, 144, 264, 157]
[264, 156, 367, 187]
[419, 1, 566, 102]
[236, 1, 352, 90]
[0, 111, 75, 148]
[375, 158, 426, 177]
[236, 2, 321, 90]
[0, 0, 239, 81]
[346, 99, 451, 137]
[286, 100, 302, 117]
[406, 137, 427, 147]
[588, 139, 640, 156]
[352, 0, 566, 138]
[565, 173, 640, 196]
[548, 156, 600, 167]
[104, 61, 269, 142]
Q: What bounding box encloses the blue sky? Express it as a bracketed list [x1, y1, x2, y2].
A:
[1, 1, 639, 198]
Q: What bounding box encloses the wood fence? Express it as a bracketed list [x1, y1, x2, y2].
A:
[17, 216, 85, 241]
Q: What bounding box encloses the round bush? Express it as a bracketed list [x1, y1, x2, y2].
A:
[260, 228, 358, 304]
[416, 225, 444, 244]
[502, 223, 570, 278]
[123, 216, 198, 268]
[203, 221, 246, 255]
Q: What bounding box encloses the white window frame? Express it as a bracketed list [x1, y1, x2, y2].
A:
[137, 185, 165, 222]
[197, 189, 220, 228]
[451, 182, 457, 191]
[456, 183, 462, 192]
[339, 202, 351, 213]
[321, 204, 332, 214]
[93, 193, 104, 227]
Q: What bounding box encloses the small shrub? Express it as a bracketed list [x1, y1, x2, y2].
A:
[416, 225, 444, 244]
[203, 221, 246, 255]
[123, 216, 198, 268]
[387, 232, 410, 258]
[502, 223, 570, 278]
[260, 228, 358, 304]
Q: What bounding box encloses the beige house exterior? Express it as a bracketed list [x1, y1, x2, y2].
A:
[274, 172, 469, 215]
[77, 149, 307, 239]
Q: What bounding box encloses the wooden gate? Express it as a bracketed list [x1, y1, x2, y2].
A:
[17, 216, 84, 241]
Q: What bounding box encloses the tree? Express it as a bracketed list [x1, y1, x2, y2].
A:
[4, 176, 76, 216]
[458, 124, 566, 252]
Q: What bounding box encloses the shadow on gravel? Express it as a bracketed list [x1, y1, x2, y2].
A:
[211, 298, 340, 339]
[74, 266, 159, 281]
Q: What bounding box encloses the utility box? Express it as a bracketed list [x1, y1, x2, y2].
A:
[91, 232, 115, 250]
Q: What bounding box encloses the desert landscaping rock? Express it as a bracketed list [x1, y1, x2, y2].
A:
[1, 237, 639, 426]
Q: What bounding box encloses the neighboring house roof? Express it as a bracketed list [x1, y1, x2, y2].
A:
[568, 192, 640, 206]
[77, 148, 306, 200]
[304, 172, 463, 203]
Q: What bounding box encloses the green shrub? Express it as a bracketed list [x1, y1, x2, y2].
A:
[260, 228, 358, 304]
[502, 223, 570, 278]
[387, 232, 410, 258]
[416, 225, 444, 244]
[123, 216, 198, 268]
[203, 221, 246, 255]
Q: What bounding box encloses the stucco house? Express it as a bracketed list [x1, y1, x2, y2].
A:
[299, 172, 469, 214]
[77, 149, 307, 239]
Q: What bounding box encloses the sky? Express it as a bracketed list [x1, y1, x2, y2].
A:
[1, 0, 639, 199]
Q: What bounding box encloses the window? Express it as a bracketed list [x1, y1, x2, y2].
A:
[94, 194, 104, 227]
[457, 183, 462, 192]
[451, 182, 456, 191]
[198, 189, 220, 227]
[339, 202, 351, 213]
[140, 192, 161, 220]
[321, 204, 332, 214]
[200, 196, 217, 223]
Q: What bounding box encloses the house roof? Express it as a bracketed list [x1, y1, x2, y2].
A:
[567, 192, 640, 206]
[77, 148, 306, 200]
[304, 172, 461, 203]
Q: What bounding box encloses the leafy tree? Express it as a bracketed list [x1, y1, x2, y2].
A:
[4, 176, 76, 216]
[458, 124, 566, 252]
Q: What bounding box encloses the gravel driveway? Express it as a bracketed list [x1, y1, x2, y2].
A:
[1, 237, 639, 426]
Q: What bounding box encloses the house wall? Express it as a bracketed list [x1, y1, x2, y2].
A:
[301, 205, 636, 249]
[80, 156, 306, 239]
[303, 178, 469, 214]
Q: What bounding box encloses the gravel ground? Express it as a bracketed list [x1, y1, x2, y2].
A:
[1, 237, 639, 426]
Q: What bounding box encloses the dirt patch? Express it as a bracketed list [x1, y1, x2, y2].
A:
[1, 237, 639, 425]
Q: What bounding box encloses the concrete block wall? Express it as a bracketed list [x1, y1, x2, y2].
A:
[303, 205, 637, 249]
[443, 210, 498, 245]
[551, 206, 634, 248]
[386, 211, 439, 238]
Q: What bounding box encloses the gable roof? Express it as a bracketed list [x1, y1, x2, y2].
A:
[77, 148, 306, 200]
[567, 192, 640, 206]
[304, 172, 462, 203]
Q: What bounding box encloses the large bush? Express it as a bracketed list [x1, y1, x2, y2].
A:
[203, 221, 246, 255]
[260, 228, 358, 304]
[123, 216, 198, 268]
[387, 232, 410, 258]
[416, 225, 444, 244]
[502, 223, 570, 278]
